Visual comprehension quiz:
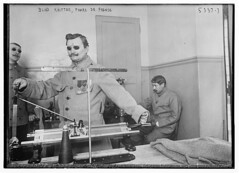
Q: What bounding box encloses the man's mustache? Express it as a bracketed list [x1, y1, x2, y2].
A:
[13, 54, 20, 58]
[70, 53, 79, 57]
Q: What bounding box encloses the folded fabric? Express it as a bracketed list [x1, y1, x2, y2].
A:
[150, 137, 232, 166]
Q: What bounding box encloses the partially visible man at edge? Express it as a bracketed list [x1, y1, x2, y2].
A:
[8, 43, 36, 144]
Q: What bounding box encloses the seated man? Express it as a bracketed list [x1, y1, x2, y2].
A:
[130, 75, 182, 145]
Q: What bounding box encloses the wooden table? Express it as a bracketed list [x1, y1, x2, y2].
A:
[9, 144, 179, 167]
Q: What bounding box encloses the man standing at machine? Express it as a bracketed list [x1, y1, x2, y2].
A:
[12, 33, 149, 152]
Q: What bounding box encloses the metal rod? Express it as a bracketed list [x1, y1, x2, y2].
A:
[87, 68, 92, 164]
[27, 66, 127, 72]
[18, 98, 74, 122]
[12, 105, 18, 137]
[223, 6, 232, 142]
[89, 68, 127, 72]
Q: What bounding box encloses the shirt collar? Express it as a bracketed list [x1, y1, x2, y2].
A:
[156, 87, 167, 97]
[70, 54, 94, 69]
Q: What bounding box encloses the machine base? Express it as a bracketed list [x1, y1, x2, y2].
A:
[74, 153, 135, 164]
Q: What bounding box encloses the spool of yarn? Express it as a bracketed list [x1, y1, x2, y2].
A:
[58, 125, 73, 164]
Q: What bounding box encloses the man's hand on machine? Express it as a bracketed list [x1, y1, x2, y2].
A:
[9, 137, 19, 148]
[139, 111, 150, 124]
[29, 114, 39, 122]
[130, 111, 154, 135]
[13, 78, 27, 91]
[127, 111, 151, 130]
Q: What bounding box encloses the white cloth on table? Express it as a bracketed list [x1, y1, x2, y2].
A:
[150, 137, 232, 166]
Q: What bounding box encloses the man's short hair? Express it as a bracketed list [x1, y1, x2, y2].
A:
[151, 75, 167, 85]
[65, 33, 89, 48]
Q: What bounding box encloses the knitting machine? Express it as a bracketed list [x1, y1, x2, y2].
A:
[9, 67, 151, 165]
